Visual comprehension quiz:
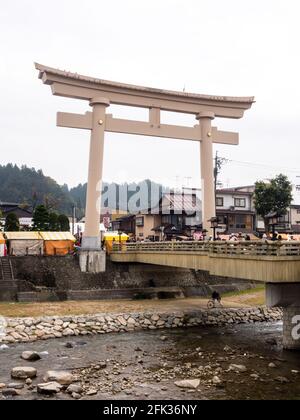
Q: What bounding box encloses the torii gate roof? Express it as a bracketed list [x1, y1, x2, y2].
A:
[35, 63, 254, 119]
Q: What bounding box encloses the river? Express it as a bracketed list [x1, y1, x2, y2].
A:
[0, 321, 299, 400]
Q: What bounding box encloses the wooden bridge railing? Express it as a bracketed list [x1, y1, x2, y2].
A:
[112, 240, 300, 257]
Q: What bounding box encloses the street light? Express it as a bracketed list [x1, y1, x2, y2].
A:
[208, 217, 219, 241]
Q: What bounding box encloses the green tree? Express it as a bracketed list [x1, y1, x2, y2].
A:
[254, 174, 293, 232]
[58, 214, 70, 231]
[4, 213, 20, 231]
[32, 205, 49, 231]
[48, 212, 59, 231]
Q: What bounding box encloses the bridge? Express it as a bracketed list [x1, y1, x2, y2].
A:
[111, 241, 300, 350]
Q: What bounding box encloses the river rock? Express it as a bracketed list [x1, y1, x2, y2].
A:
[86, 389, 98, 396]
[174, 379, 200, 389]
[8, 383, 24, 390]
[67, 384, 83, 394]
[11, 367, 37, 379]
[275, 376, 289, 384]
[37, 382, 63, 395]
[21, 351, 41, 361]
[266, 338, 277, 346]
[229, 364, 247, 373]
[0, 383, 6, 389]
[212, 376, 222, 386]
[268, 363, 276, 368]
[0, 344, 9, 350]
[1, 388, 21, 397]
[44, 370, 75, 385]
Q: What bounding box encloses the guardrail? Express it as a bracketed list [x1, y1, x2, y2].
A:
[112, 240, 300, 257]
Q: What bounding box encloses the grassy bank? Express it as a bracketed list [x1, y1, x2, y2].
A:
[0, 287, 266, 318]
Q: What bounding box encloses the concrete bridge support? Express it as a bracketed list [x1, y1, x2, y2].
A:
[266, 283, 300, 350]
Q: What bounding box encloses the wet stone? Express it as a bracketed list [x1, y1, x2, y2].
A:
[21, 351, 41, 362]
[11, 367, 37, 380]
[37, 382, 63, 395]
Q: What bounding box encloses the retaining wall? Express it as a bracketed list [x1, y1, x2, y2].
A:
[1, 306, 283, 345]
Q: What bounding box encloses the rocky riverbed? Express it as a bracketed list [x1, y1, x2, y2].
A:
[0, 321, 300, 400]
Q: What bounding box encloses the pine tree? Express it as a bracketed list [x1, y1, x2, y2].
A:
[32, 205, 49, 231]
[4, 213, 20, 231]
[49, 212, 59, 231]
[58, 214, 70, 231]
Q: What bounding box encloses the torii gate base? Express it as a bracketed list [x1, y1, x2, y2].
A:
[79, 249, 106, 274]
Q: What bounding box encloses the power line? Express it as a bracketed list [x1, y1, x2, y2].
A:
[219, 157, 300, 174]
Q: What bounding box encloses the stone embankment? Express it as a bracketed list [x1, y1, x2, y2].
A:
[0, 307, 283, 345]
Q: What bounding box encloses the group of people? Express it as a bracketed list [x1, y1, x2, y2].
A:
[261, 232, 296, 242]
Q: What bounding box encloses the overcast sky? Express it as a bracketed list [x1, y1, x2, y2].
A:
[0, 0, 299, 201]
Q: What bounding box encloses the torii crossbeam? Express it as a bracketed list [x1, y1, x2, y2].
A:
[35, 63, 254, 272]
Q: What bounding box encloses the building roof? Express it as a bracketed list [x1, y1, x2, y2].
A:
[216, 188, 253, 196]
[39, 232, 76, 241]
[4, 232, 42, 241]
[0, 203, 33, 217]
[0, 202, 20, 206]
[216, 209, 256, 215]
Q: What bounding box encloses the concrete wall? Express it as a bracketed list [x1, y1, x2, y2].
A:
[2, 255, 261, 303]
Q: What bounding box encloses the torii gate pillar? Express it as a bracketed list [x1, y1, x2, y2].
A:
[79, 97, 110, 273]
[197, 112, 216, 233]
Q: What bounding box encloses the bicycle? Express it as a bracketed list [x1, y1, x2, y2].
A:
[207, 299, 223, 309]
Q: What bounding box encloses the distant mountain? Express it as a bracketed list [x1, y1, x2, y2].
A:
[0, 164, 166, 218]
[0, 164, 74, 215]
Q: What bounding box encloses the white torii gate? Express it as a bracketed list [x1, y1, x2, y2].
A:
[35, 63, 254, 272]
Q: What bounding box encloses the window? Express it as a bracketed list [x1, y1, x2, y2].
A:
[216, 197, 224, 207]
[234, 198, 246, 208]
[297, 210, 300, 214]
[136, 217, 144, 227]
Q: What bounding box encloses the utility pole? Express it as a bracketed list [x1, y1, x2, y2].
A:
[214, 152, 227, 213]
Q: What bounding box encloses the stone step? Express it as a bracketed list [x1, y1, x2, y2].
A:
[68, 287, 185, 301]
[16, 287, 186, 303]
[17, 290, 62, 303]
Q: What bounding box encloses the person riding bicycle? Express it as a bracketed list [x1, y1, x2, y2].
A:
[212, 291, 221, 304]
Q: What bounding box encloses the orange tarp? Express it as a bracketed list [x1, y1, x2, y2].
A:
[0, 233, 5, 244]
[44, 240, 74, 256]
